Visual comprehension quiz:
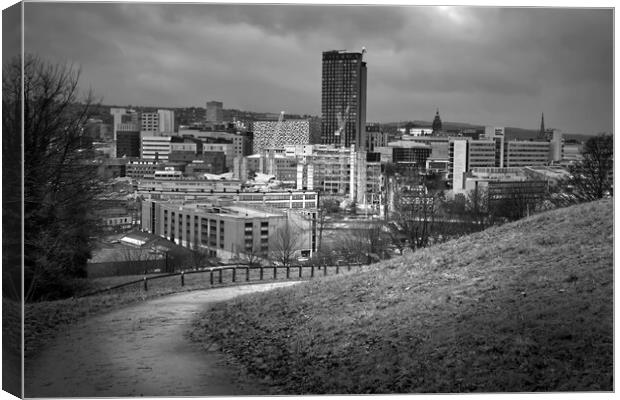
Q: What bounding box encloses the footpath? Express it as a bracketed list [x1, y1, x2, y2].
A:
[25, 281, 300, 397]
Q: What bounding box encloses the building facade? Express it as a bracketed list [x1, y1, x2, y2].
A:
[252, 119, 314, 153]
[116, 129, 140, 158]
[157, 109, 176, 134]
[141, 200, 317, 261]
[504, 140, 551, 167]
[206, 101, 224, 124]
[141, 112, 160, 135]
[321, 50, 367, 149]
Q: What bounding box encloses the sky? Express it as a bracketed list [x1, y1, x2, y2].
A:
[14, 2, 615, 134]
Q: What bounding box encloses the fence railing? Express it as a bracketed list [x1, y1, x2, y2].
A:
[79, 262, 364, 298]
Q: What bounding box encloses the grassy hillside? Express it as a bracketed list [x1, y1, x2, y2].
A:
[190, 199, 613, 394]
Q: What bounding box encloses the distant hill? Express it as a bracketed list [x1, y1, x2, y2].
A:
[191, 199, 613, 393]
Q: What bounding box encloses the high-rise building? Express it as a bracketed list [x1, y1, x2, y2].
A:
[206, 101, 224, 123]
[321, 50, 367, 149]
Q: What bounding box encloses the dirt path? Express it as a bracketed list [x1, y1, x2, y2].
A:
[25, 282, 300, 397]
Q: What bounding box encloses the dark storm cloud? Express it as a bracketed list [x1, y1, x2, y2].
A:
[22, 3, 613, 134]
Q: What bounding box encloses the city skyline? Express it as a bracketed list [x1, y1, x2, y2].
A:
[12, 2, 614, 135]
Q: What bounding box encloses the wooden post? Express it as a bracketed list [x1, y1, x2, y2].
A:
[286, 266, 290, 279]
[246, 267, 250, 282]
[232, 267, 236, 283]
[210, 270, 214, 285]
[218, 268, 223, 284]
[299, 265, 302, 278]
[311, 265, 314, 278]
[324, 265, 327, 276]
[260, 267, 264, 280]
[336, 265, 339, 274]
[143, 277, 148, 291]
[181, 271, 185, 286]
[347, 263, 351, 272]
[273, 266, 277, 279]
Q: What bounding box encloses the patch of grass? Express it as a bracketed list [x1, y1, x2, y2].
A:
[189, 199, 613, 393]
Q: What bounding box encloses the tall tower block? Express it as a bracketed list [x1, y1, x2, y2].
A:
[320, 50, 367, 149]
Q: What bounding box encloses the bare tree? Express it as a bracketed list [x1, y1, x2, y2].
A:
[565, 134, 613, 202]
[269, 219, 302, 267]
[487, 181, 546, 223]
[389, 187, 438, 251]
[340, 222, 389, 264]
[4, 54, 103, 301]
[189, 237, 213, 270]
[233, 243, 266, 266]
[113, 244, 160, 275]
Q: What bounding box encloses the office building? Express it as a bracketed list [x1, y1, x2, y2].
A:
[549, 130, 564, 163]
[252, 119, 316, 153]
[141, 200, 317, 261]
[365, 123, 388, 151]
[321, 49, 367, 149]
[137, 178, 242, 200]
[116, 128, 140, 158]
[184, 153, 227, 176]
[110, 108, 139, 140]
[468, 140, 497, 169]
[285, 145, 354, 194]
[206, 101, 224, 124]
[464, 167, 547, 210]
[126, 159, 159, 179]
[504, 140, 551, 167]
[449, 139, 468, 190]
[141, 112, 160, 135]
[202, 143, 235, 169]
[157, 109, 175, 133]
[141, 135, 185, 161]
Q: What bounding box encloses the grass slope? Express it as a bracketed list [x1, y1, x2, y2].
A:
[189, 199, 614, 394]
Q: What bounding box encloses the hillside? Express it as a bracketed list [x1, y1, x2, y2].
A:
[190, 199, 613, 394]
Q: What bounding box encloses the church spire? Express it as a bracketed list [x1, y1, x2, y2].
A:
[539, 112, 546, 139]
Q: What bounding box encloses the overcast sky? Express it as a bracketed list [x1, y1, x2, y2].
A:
[19, 2, 613, 134]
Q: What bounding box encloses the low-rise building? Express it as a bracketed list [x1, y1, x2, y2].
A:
[141, 200, 317, 262]
[126, 159, 159, 179]
[137, 178, 243, 200]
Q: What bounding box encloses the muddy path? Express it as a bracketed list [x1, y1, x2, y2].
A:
[25, 282, 300, 397]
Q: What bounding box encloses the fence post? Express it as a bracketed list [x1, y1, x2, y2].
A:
[273, 266, 277, 280]
[143, 276, 148, 291]
[246, 266, 250, 282]
[311, 265, 314, 278]
[324, 264, 328, 276]
[299, 265, 302, 278]
[336, 264, 339, 274]
[286, 266, 290, 279]
[218, 268, 223, 284]
[232, 267, 236, 283]
[210, 270, 214, 285]
[260, 267, 264, 280]
[181, 271, 185, 287]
